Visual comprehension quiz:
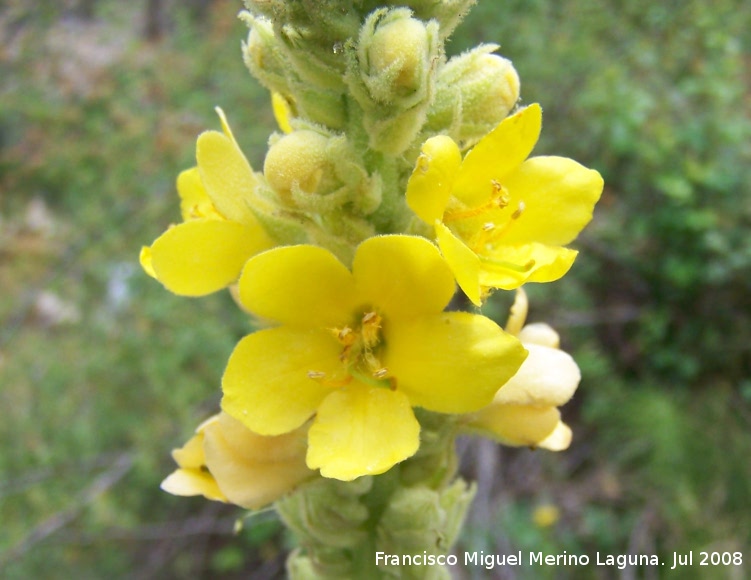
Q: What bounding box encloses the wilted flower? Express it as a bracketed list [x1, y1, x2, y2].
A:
[463, 289, 580, 450]
[161, 412, 314, 509]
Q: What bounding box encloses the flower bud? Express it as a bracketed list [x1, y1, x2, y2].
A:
[242, 15, 291, 96]
[351, 9, 439, 154]
[263, 130, 340, 201]
[367, 15, 429, 99]
[428, 44, 520, 148]
[377, 480, 475, 570]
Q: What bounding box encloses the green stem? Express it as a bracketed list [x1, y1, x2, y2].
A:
[278, 412, 474, 579]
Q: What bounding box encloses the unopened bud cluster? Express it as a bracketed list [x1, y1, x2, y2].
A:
[240, 0, 522, 257]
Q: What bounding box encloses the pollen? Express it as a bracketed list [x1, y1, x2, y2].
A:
[331, 325, 356, 345]
[511, 201, 525, 220]
[361, 311, 382, 349]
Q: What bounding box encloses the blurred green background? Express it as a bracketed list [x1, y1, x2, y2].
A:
[1, 0, 749, 578]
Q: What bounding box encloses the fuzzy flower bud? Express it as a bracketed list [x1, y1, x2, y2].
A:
[367, 15, 429, 99]
[350, 8, 439, 154]
[428, 44, 520, 148]
[242, 15, 291, 96]
[263, 130, 341, 202]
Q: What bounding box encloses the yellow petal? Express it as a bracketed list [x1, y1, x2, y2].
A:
[384, 312, 527, 414]
[149, 219, 271, 296]
[202, 413, 313, 509]
[239, 245, 358, 328]
[478, 243, 578, 290]
[405, 136, 462, 224]
[214, 106, 235, 141]
[196, 130, 259, 225]
[468, 404, 562, 448]
[139, 246, 156, 279]
[353, 235, 455, 320]
[306, 385, 420, 481]
[221, 327, 343, 435]
[435, 222, 482, 306]
[500, 156, 604, 246]
[523, 246, 578, 284]
[492, 343, 580, 406]
[452, 104, 542, 208]
[271, 93, 294, 134]
[160, 468, 228, 502]
[177, 167, 221, 221]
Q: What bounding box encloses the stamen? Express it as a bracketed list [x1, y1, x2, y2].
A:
[361, 311, 382, 349]
[416, 152, 430, 173]
[443, 182, 512, 223]
[307, 370, 353, 388]
[372, 368, 389, 379]
[362, 311, 378, 324]
[511, 201, 525, 220]
[330, 325, 356, 345]
[443, 199, 500, 222]
[363, 351, 382, 373]
[470, 200, 526, 251]
[490, 181, 510, 208]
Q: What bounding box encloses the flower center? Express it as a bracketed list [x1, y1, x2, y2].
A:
[442, 180, 510, 223]
[308, 309, 396, 390]
[442, 181, 535, 275]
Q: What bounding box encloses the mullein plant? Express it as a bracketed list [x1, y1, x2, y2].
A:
[140, 1, 603, 577]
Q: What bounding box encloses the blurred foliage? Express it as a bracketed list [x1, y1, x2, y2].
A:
[1, 0, 749, 577]
[457, 1, 751, 577]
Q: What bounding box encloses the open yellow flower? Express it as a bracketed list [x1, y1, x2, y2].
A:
[406, 104, 604, 305]
[161, 412, 314, 509]
[140, 108, 274, 296]
[221, 235, 527, 481]
[463, 289, 580, 450]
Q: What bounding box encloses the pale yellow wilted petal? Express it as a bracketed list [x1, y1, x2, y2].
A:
[492, 343, 580, 407]
[518, 322, 560, 348]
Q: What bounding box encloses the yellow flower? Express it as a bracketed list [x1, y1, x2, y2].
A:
[221, 235, 527, 481]
[462, 289, 580, 450]
[140, 108, 274, 296]
[161, 412, 314, 510]
[532, 503, 561, 528]
[406, 104, 604, 305]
